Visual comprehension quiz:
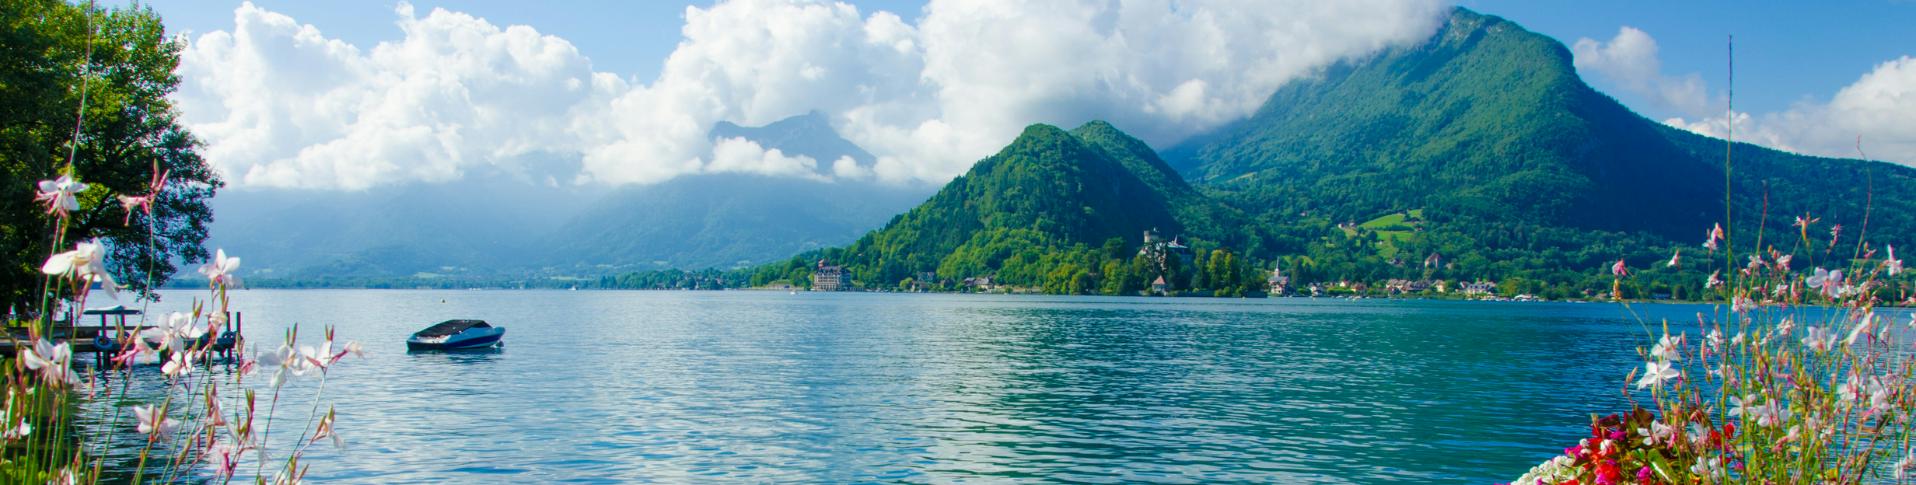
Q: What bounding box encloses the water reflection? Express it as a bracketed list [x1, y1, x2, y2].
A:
[405, 346, 506, 359]
[67, 290, 1888, 483]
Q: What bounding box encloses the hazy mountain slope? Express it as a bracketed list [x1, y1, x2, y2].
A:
[206, 113, 929, 283]
[546, 174, 930, 271]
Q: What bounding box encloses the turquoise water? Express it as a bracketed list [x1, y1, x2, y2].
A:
[79, 290, 1729, 482]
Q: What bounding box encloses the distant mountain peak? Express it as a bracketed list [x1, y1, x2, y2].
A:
[708, 111, 875, 174]
[1168, 4, 1915, 246]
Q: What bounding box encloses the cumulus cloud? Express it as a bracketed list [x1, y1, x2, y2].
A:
[1572, 27, 1916, 166]
[176, 0, 1450, 189]
[175, 2, 626, 190]
[1660, 57, 1916, 166]
[706, 137, 828, 180]
[1571, 27, 1711, 118]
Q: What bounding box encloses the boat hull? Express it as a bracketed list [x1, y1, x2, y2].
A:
[406, 327, 505, 351]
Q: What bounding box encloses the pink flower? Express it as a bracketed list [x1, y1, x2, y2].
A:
[1611, 259, 1629, 277]
[1704, 223, 1724, 251]
[1667, 249, 1681, 267]
[1794, 214, 1818, 230]
[111, 337, 159, 367]
[115, 195, 152, 225]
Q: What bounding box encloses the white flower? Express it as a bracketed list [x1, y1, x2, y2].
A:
[1650, 333, 1684, 362]
[1806, 268, 1845, 298]
[300, 340, 337, 371]
[132, 404, 179, 437]
[1846, 313, 1879, 347]
[33, 175, 87, 215]
[19, 339, 78, 386]
[1777, 316, 1796, 336]
[170, 312, 206, 339]
[198, 249, 241, 287]
[1705, 270, 1723, 289]
[162, 350, 199, 378]
[1636, 360, 1681, 390]
[1512, 454, 1578, 485]
[1775, 254, 1793, 272]
[1867, 375, 1898, 416]
[262, 343, 320, 387]
[1729, 394, 1762, 420]
[1637, 421, 1673, 446]
[138, 324, 177, 356]
[1754, 400, 1786, 427]
[0, 421, 28, 440]
[1691, 456, 1723, 477]
[1804, 326, 1836, 353]
[1704, 329, 1725, 352]
[1686, 422, 1710, 447]
[1839, 375, 1865, 406]
[40, 240, 118, 299]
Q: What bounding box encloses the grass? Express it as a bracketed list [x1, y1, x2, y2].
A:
[1344, 209, 1426, 259]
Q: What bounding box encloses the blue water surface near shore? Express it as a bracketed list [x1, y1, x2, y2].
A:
[75, 290, 1823, 483]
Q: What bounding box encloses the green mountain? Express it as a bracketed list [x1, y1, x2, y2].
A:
[720, 7, 1912, 300]
[1163, 8, 1915, 295]
[748, 122, 1264, 294]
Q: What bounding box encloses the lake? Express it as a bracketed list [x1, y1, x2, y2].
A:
[77, 290, 1734, 483]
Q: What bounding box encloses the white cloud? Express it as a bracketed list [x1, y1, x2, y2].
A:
[177, 0, 1450, 189]
[1572, 26, 1711, 118]
[1573, 27, 1916, 166]
[706, 137, 827, 180]
[830, 156, 873, 180]
[1662, 57, 1916, 166]
[175, 2, 625, 190]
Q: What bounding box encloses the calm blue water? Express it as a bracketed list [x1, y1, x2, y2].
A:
[74, 290, 1750, 483]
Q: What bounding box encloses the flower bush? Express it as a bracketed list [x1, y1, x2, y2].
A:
[1513, 215, 1915, 484]
[9, 114, 363, 484]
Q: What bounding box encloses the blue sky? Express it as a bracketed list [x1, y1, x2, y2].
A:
[143, 0, 1911, 119]
[1466, 0, 1916, 119]
[140, 1, 1916, 189]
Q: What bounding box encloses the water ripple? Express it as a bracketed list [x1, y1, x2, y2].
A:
[71, 290, 1887, 483]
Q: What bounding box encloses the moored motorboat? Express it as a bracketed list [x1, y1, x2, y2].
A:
[407, 320, 505, 351]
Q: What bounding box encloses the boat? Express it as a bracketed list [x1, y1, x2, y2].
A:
[406, 319, 505, 351]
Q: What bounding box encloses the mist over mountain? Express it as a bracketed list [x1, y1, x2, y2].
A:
[206, 113, 930, 284]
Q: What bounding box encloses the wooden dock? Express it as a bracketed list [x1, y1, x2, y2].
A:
[0, 306, 242, 356]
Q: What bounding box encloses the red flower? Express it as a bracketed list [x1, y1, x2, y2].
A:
[1594, 459, 1623, 484]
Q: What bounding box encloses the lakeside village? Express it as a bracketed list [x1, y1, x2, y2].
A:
[766, 229, 1538, 301]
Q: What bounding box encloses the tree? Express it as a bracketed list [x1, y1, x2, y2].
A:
[1, 0, 220, 311]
